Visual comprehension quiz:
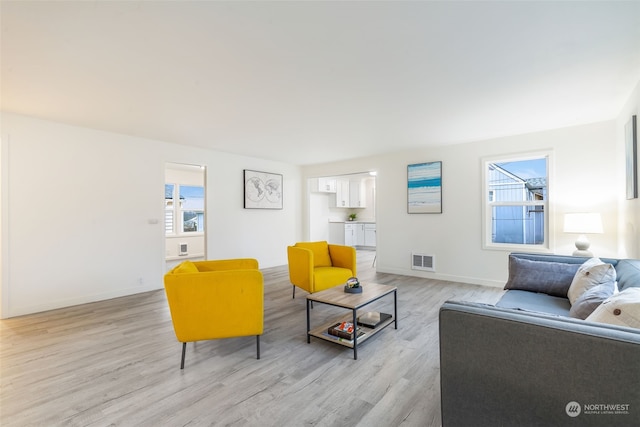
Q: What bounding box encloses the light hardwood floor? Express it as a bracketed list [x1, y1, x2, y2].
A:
[0, 251, 505, 426]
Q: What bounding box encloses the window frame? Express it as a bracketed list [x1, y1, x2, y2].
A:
[165, 183, 176, 236]
[481, 151, 554, 252]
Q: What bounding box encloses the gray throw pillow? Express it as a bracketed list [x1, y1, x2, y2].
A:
[504, 256, 581, 297]
[569, 282, 616, 320]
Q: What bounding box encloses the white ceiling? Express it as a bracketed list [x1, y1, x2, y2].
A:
[2, 1, 640, 165]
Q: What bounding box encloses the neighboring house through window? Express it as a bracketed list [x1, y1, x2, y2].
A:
[483, 153, 550, 250]
[165, 184, 205, 235]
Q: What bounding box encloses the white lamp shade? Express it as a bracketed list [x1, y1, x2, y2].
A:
[563, 213, 603, 234]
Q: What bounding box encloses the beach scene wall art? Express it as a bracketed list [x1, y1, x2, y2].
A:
[407, 161, 442, 214]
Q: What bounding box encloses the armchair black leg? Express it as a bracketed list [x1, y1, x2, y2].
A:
[292, 285, 295, 299]
[256, 335, 261, 360]
[180, 342, 187, 369]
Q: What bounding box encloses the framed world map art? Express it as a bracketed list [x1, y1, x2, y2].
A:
[244, 169, 283, 209]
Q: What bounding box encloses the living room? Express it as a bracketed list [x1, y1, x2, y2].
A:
[1, 1, 640, 425]
[2, 1, 639, 319]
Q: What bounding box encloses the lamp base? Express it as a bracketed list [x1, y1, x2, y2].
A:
[573, 234, 593, 257]
[572, 249, 593, 257]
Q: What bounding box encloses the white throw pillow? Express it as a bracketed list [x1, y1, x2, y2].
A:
[567, 258, 616, 305]
[585, 288, 640, 329]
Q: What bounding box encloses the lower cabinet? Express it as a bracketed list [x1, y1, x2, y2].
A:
[343, 223, 375, 248]
[364, 223, 376, 247]
[344, 223, 357, 247]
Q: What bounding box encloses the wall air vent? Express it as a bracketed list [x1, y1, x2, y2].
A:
[179, 243, 188, 256]
[412, 253, 435, 272]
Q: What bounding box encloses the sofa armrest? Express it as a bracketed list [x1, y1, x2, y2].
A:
[439, 301, 640, 426]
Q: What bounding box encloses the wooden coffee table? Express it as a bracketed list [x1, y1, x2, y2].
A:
[306, 282, 397, 359]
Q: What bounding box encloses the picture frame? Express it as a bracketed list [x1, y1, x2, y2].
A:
[626, 115, 637, 200]
[408, 161, 442, 214]
[244, 169, 283, 209]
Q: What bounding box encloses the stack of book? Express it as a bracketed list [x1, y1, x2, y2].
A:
[325, 321, 365, 342]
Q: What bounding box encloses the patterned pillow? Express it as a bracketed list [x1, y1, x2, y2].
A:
[567, 258, 616, 305]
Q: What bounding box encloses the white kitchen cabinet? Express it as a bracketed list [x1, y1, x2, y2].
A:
[335, 179, 350, 207]
[344, 222, 375, 247]
[344, 223, 357, 247]
[355, 223, 365, 246]
[318, 177, 336, 193]
[310, 177, 337, 193]
[364, 223, 376, 247]
[349, 179, 366, 208]
[334, 178, 366, 208]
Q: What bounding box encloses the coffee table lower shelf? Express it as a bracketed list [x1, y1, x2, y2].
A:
[306, 283, 398, 359]
[308, 315, 395, 349]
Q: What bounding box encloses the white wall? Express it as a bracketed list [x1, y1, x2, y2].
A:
[617, 79, 640, 259]
[303, 120, 621, 287]
[0, 113, 300, 318]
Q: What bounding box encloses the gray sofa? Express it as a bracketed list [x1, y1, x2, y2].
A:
[439, 253, 640, 427]
[497, 252, 640, 317]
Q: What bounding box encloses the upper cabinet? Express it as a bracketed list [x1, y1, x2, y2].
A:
[335, 179, 350, 207]
[333, 178, 366, 208]
[311, 177, 337, 193]
[349, 179, 366, 208]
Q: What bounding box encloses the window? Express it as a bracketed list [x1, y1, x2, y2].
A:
[179, 185, 205, 233]
[165, 183, 205, 235]
[483, 153, 549, 250]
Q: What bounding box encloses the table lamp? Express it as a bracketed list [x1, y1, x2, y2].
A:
[563, 213, 603, 257]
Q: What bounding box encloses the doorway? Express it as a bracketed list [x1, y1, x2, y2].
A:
[165, 162, 206, 271]
[308, 172, 376, 249]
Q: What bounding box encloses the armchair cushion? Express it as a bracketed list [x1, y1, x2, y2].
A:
[295, 241, 333, 267]
[173, 260, 199, 274]
[314, 266, 354, 290]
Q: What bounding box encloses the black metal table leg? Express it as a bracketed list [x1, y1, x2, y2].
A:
[306, 298, 311, 343]
[352, 308, 358, 360]
[394, 289, 398, 329]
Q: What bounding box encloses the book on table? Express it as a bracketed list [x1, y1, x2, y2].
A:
[322, 329, 365, 343]
[327, 321, 361, 340]
[357, 311, 392, 328]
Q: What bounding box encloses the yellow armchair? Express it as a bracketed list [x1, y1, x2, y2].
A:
[164, 258, 264, 369]
[287, 241, 357, 298]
